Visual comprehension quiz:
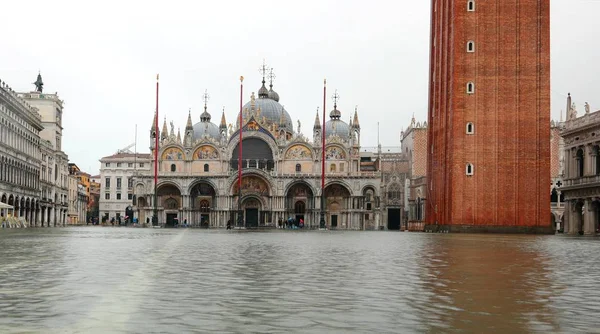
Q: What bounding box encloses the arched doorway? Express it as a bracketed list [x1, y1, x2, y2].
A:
[242, 197, 261, 228]
[286, 182, 314, 227]
[190, 182, 216, 228]
[232, 175, 271, 228]
[157, 183, 182, 227]
[324, 183, 351, 229]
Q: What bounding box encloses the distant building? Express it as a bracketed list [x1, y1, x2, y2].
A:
[19, 74, 69, 226]
[401, 118, 428, 223]
[550, 118, 566, 230]
[0, 76, 43, 226]
[67, 163, 89, 224]
[99, 152, 152, 223]
[560, 96, 600, 235]
[426, 1, 551, 232]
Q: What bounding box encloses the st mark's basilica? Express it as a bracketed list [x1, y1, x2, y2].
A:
[133, 70, 383, 229]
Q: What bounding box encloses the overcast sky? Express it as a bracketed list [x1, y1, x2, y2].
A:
[1, 0, 598, 175]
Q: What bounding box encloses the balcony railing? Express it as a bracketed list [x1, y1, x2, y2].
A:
[564, 175, 600, 187]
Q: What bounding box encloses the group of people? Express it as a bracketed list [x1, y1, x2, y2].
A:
[279, 217, 304, 229]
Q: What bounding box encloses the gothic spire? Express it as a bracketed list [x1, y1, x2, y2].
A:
[220, 107, 227, 129]
[177, 127, 182, 144]
[161, 117, 168, 139]
[314, 109, 321, 129]
[353, 105, 360, 128]
[186, 109, 193, 129]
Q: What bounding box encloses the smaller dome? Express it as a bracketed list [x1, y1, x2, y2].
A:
[200, 108, 211, 122]
[193, 121, 220, 140]
[268, 88, 280, 102]
[325, 119, 350, 139]
[330, 107, 342, 119]
[258, 81, 269, 98]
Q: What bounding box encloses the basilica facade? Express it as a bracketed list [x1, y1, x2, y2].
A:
[133, 76, 382, 229]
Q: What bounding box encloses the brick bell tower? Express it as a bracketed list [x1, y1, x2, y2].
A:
[426, 0, 551, 232]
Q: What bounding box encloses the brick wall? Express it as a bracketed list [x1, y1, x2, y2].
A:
[426, 1, 550, 229]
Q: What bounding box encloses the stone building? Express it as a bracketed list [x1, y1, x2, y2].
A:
[19, 74, 69, 226]
[426, 0, 551, 232]
[561, 96, 600, 235]
[67, 163, 90, 224]
[134, 71, 381, 229]
[377, 147, 410, 230]
[401, 118, 428, 223]
[0, 77, 43, 226]
[99, 151, 152, 223]
[550, 117, 566, 230]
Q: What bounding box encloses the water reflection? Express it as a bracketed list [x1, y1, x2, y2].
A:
[0, 229, 599, 333]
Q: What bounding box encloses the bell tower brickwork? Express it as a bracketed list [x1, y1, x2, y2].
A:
[426, 1, 551, 232]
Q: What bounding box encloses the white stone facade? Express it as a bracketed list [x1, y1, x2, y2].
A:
[99, 153, 152, 223]
[19, 89, 69, 226]
[560, 96, 600, 235]
[0, 78, 43, 225]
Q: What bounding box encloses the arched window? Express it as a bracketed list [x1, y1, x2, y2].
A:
[467, 40, 475, 52]
[330, 163, 336, 172]
[467, 82, 475, 94]
[466, 163, 474, 176]
[466, 122, 474, 134]
[576, 148, 584, 177]
[467, 0, 475, 11]
[295, 163, 301, 172]
[170, 164, 176, 172]
[204, 164, 209, 172]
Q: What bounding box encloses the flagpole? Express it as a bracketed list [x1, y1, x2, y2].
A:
[238, 76, 244, 228]
[153, 74, 159, 226]
[320, 79, 327, 229]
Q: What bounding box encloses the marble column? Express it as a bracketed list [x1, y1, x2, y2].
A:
[584, 199, 596, 235]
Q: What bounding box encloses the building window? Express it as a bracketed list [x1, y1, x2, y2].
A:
[295, 164, 301, 172]
[128, 193, 133, 200]
[204, 164, 209, 172]
[127, 177, 133, 188]
[117, 163, 122, 167]
[128, 163, 133, 167]
[330, 164, 336, 172]
[105, 177, 110, 188]
[467, 0, 475, 11]
[466, 122, 474, 134]
[116, 193, 121, 200]
[171, 164, 176, 172]
[116, 177, 122, 189]
[366, 203, 372, 211]
[139, 163, 144, 168]
[467, 41, 475, 52]
[105, 193, 110, 200]
[466, 163, 474, 176]
[467, 82, 475, 94]
[105, 163, 110, 167]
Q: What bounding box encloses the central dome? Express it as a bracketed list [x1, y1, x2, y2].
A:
[237, 88, 293, 131]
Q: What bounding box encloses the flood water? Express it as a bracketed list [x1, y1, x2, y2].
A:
[0, 228, 599, 333]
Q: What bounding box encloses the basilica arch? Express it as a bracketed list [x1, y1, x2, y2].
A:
[157, 182, 182, 227]
[324, 182, 351, 229]
[189, 180, 218, 227]
[230, 136, 276, 171]
[231, 174, 272, 227]
[285, 181, 316, 227]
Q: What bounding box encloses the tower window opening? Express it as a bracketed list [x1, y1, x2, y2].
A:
[466, 122, 474, 134]
[295, 163, 301, 172]
[467, 41, 475, 52]
[467, 82, 475, 94]
[466, 163, 474, 176]
[204, 164, 209, 172]
[170, 164, 176, 172]
[467, 0, 475, 11]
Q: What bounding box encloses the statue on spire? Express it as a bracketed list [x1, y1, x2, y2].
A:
[33, 72, 43, 93]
